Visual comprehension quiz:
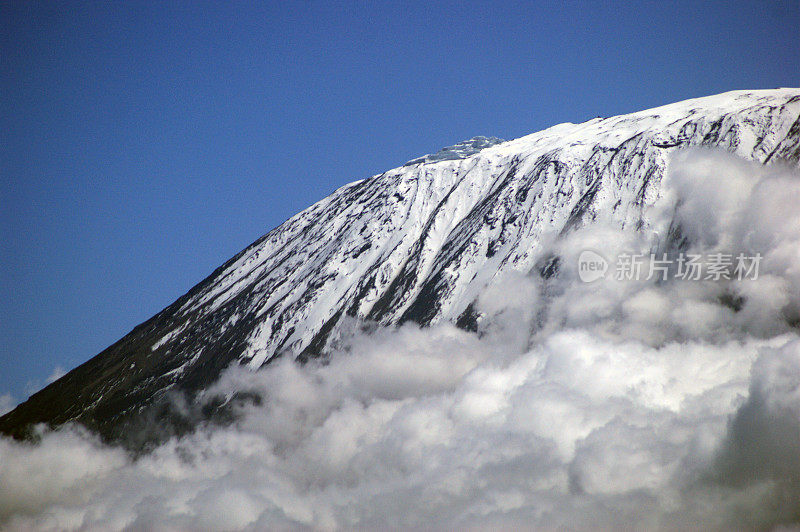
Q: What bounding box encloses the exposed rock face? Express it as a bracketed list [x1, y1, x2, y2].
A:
[2, 89, 799, 445]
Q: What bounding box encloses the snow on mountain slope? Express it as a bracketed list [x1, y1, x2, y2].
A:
[1, 88, 799, 443]
[183, 88, 800, 365]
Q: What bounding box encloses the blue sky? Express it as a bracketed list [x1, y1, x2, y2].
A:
[1, 0, 798, 402]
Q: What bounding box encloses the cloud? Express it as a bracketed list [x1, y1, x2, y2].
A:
[704, 339, 800, 527]
[46, 367, 66, 385]
[0, 395, 14, 417]
[1, 149, 799, 530]
[2, 331, 795, 530]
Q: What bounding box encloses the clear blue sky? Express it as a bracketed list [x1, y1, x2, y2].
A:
[1, 1, 798, 403]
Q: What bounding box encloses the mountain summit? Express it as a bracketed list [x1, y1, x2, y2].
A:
[2, 89, 799, 446]
[402, 136, 506, 165]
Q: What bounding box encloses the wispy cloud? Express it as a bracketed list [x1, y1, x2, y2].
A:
[46, 367, 66, 385]
[0, 395, 14, 417]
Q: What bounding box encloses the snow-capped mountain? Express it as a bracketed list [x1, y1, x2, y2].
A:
[2, 88, 799, 444]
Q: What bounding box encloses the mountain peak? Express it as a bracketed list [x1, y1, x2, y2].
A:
[403, 136, 506, 166]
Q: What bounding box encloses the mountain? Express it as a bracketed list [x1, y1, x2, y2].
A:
[2, 89, 799, 447]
